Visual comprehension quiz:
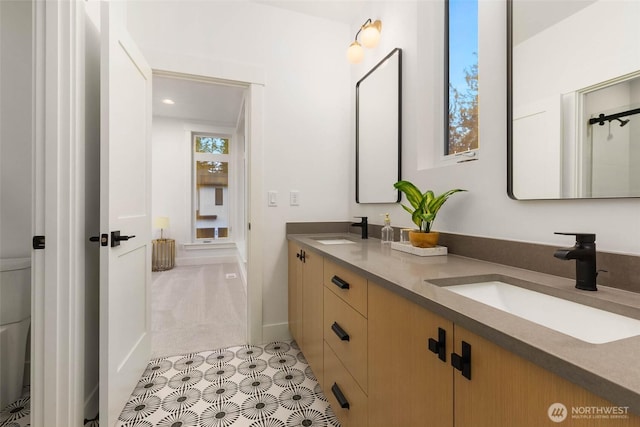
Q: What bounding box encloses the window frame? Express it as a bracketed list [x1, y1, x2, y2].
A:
[443, 0, 480, 164]
[192, 132, 232, 243]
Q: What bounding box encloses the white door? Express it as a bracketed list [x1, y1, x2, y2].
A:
[99, 3, 152, 425]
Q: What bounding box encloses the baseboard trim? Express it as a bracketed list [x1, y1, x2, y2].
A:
[261, 322, 292, 345]
[175, 255, 238, 266]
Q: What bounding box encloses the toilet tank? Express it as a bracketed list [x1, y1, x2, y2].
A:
[0, 257, 31, 325]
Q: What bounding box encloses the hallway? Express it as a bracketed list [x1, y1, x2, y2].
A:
[152, 263, 247, 358]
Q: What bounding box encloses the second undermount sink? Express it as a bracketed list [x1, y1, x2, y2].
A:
[445, 281, 640, 344]
[314, 238, 356, 245]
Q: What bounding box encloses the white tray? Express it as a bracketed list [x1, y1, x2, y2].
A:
[390, 242, 448, 257]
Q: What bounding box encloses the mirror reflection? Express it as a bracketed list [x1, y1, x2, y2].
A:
[356, 48, 402, 203]
[508, 0, 640, 199]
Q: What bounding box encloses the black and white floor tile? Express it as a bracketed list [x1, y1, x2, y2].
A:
[0, 386, 30, 427]
[115, 340, 341, 427]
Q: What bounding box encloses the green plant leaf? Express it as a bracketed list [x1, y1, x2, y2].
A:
[394, 181, 422, 209]
[394, 181, 466, 233]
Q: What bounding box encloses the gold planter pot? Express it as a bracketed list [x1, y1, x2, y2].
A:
[408, 231, 440, 248]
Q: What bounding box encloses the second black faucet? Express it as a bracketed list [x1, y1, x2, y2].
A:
[352, 216, 368, 239]
[553, 232, 598, 291]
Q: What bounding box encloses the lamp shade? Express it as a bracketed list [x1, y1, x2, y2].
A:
[154, 216, 170, 229]
[347, 41, 364, 63]
[361, 20, 382, 48]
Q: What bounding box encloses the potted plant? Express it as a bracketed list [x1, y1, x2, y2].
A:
[393, 180, 466, 248]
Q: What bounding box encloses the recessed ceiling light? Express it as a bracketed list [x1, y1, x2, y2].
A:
[162, 98, 175, 105]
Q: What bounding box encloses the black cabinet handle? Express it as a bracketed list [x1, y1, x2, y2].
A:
[331, 383, 350, 410]
[451, 341, 471, 380]
[331, 322, 350, 341]
[331, 275, 350, 290]
[428, 327, 447, 362]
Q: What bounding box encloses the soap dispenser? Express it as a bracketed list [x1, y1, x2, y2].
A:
[381, 213, 393, 244]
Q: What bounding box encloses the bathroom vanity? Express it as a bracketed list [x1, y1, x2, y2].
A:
[288, 233, 640, 427]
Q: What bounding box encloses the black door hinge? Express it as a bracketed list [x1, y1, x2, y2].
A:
[33, 235, 45, 250]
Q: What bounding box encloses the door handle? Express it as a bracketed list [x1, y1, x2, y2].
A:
[111, 230, 136, 247]
[89, 234, 109, 246]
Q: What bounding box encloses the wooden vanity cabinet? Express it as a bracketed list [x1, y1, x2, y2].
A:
[323, 260, 369, 427]
[287, 241, 303, 343]
[368, 282, 454, 427]
[288, 242, 640, 426]
[454, 326, 640, 427]
[369, 282, 640, 427]
[287, 242, 324, 386]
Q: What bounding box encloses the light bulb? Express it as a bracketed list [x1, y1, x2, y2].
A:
[347, 41, 364, 63]
[361, 20, 382, 48]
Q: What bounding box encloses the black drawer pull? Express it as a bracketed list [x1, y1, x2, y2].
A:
[428, 327, 447, 362]
[331, 275, 350, 290]
[331, 322, 350, 341]
[451, 341, 471, 380]
[331, 383, 350, 410]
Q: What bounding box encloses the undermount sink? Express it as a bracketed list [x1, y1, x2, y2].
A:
[446, 281, 640, 344]
[315, 238, 356, 245]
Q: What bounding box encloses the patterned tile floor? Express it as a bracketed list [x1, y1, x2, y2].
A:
[1, 341, 339, 427]
[0, 386, 30, 427]
[115, 340, 340, 427]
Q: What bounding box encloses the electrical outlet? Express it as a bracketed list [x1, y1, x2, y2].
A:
[290, 191, 300, 206]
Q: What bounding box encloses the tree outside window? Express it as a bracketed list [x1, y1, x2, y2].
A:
[447, 0, 478, 155]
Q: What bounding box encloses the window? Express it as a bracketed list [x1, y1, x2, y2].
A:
[446, 0, 479, 156]
[193, 133, 231, 241]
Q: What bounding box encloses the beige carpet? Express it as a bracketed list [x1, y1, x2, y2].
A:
[151, 263, 247, 358]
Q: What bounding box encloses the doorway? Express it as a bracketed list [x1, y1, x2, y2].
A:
[150, 73, 249, 357]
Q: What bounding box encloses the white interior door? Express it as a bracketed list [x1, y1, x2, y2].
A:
[99, 3, 152, 425]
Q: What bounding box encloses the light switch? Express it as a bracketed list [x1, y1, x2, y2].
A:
[290, 191, 300, 206]
[268, 191, 277, 207]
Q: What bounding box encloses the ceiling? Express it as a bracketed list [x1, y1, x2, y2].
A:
[512, 0, 597, 45]
[152, 1, 368, 126]
[152, 75, 245, 127]
[253, 0, 369, 24]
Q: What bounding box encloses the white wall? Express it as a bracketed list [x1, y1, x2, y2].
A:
[0, 0, 32, 259]
[152, 117, 239, 260]
[129, 0, 640, 344]
[349, 0, 640, 256]
[127, 1, 351, 338]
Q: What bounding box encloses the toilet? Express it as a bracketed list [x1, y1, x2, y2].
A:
[0, 257, 31, 410]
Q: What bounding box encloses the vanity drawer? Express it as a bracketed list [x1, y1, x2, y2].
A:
[324, 287, 368, 392]
[324, 259, 368, 317]
[324, 341, 368, 427]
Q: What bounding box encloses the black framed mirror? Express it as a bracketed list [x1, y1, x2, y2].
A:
[508, 0, 640, 200]
[356, 48, 402, 203]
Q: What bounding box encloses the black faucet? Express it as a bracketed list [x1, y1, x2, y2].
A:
[553, 232, 598, 291]
[352, 216, 368, 239]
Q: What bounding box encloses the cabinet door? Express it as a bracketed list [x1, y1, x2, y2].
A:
[301, 247, 324, 386]
[287, 241, 303, 343]
[368, 282, 454, 427]
[454, 326, 640, 427]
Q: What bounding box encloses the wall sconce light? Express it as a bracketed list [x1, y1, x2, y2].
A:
[347, 19, 382, 64]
